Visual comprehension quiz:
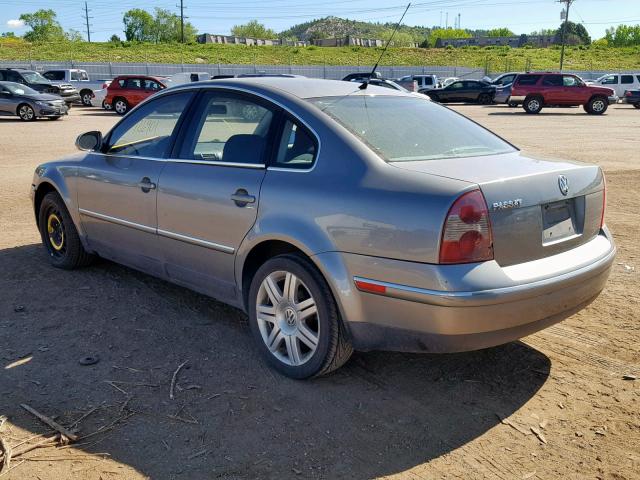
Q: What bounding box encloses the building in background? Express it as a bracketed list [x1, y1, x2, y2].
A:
[196, 34, 394, 48]
[436, 35, 557, 48]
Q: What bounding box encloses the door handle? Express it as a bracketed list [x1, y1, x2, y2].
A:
[231, 189, 255, 207]
[138, 177, 156, 192]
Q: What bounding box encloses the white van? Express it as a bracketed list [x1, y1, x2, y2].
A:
[591, 73, 640, 98]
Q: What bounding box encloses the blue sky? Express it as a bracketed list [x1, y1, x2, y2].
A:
[2, 0, 640, 42]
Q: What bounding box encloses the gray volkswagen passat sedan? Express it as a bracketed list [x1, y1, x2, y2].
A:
[31, 78, 615, 378]
[0, 81, 68, 121]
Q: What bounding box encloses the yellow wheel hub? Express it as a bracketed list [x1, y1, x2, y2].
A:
[47, 213, 64, 251]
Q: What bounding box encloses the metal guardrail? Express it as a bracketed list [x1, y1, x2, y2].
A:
[0, 60, 633, 82]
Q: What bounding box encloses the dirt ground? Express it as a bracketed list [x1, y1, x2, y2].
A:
[0, 103, 638, 480]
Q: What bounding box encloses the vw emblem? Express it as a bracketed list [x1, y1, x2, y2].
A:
[558, 175, 569, 196]
[284, 308, 297, 326]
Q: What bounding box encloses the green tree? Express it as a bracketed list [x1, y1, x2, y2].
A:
[123, 9, 154, 42]
[487, 28, 515, 37]
[19, 9, 65, 42]
[66, 29, 83, 42]
[151, 8, 196, 43]
[605, 24, 640, 46]
[231, 20, 277, 39]
[530, 28, 557, 36]
[109, 34, 121, 43]
[1, 32, 17, 38]
[381, 30, 415, 47]
[429, 28, 471, 45]
[555, 21, 591, 45]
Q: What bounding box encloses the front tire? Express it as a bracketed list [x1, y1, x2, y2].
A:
[81, 90, 93, 106]
[634, 103, 640, 109]
[102, 100, 112, 110]
[523, 96, 543, 114]
[585, 96, 608, 115]
[113, 98, 128, 115]
[248, 254, 353, 379]
[18, 104, 36, 121]
[38, 192, 95, 269]
[478, 93, 492, 105]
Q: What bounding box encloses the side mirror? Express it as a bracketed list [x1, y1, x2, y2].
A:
[76, 131, 102, 151]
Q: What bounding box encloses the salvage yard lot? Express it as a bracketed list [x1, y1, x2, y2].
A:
[0, 104, 638, 479]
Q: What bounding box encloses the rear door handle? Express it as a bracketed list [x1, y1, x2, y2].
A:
[138, 177, 156, 192]
[231, 189, 256, 207]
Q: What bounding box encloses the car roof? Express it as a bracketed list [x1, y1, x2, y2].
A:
[187, 77, 410, 99]
[114, 74, 165, 81]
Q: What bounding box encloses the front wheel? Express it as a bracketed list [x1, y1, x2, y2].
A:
[38, 192, 95, 269]
[18, 104, 36, 121]
[81, 91, 93, 106]
[248, 254, 353, 379]
[585, 96, 608, 115]
[478, 93, 492, 105]
[523, 96, 543, 114]
[102, 100, 112, 110]
[633, 103, 640, 109]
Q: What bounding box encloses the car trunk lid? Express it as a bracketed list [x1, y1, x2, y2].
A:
[392, 152, 605, 266]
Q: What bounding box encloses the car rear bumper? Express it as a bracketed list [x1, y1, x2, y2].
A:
[315, 229, 615, 353]
[608, 95, 619, 104]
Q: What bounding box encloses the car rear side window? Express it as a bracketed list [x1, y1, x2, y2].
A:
[516, 75, 541, 86]
[542, 75, 562, 86]
[621, 75, 634, 84]
[179, 91, 276, 164]
[105, 92, 194, 158]
[600, 75, 618, 84]
[310, 96, 515, 162]
[126, 78, 143, 89]
[273, 119, 317, 170]
[44, 71, 64, 81]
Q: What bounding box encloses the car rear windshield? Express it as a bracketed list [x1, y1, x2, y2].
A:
[309, 95, 515, 162]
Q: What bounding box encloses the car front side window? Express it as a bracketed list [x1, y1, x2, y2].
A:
[105, 92, 194, 158]
[179, 91, 276, 164]
[563, 76, 579, 87]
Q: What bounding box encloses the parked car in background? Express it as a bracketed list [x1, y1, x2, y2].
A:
[590, 73, 640, 98]
[422, 80, 495, 104]
[0, 68, 79, 106]
[89, 81, 112, 110]
[440, 77, 460, 87]
[350, 78, 407, 91]
[0, 81, 68, 121]
[493, 83, 513, 105]
[342, 71, 382, 82]
[104, 75, 167, 115]
[396, 74, 439, 91]
[165, 72, 211, 85]
[510, 73, 618, 114]
[623, 89, 640, 108]
[483, 72, 520, 87]
[42, 69, 109, 106]
[30, 77, 614, 378]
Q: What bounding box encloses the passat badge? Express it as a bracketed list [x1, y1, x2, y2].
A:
[558, 175, 569, 196]
[492, 199, 523, 210]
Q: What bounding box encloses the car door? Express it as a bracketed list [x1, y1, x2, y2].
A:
[0, 84, 16, 114]
[125, 77, 144, 106]
[156, 89, 279, 303]
[561, 75, 587, 104]
[76, 91, 195, 276]
[620, 74, 635, 97]
[442, 81, 463, 101]
[462, 81, 481, 101]
[541, 74, 563, 103]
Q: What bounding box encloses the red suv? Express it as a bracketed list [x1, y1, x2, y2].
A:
[510, 72, 617, 115]
[105, 75, 167, 115]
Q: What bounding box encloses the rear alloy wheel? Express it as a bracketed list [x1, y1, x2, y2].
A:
[478, 93, 492, 105]
[523, 96, 543, 114]
[18, 104, 36, 121]
[249, 254, 353, 379]
[586, 96, 608, 115]
[114, 98, 128, 115]
[102, 100, 112, 110]
[38, 192, 95, 269]
[81, 91, 93, 106]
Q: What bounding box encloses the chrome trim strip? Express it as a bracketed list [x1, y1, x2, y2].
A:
[78, 208, 156, 234]
[158, 229, 235, 254]
[99, 153, 265, 169]
[353, 245, 616, 307]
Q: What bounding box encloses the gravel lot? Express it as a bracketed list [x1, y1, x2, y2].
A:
[1, 103, 638, 480]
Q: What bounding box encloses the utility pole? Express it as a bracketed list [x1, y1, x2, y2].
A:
[458, 13, 461, 29]
[445, 12, 449, 29]
[179, 0, 185, 43]
[83, 1, 92, 42]
[558, 0, 575, 70]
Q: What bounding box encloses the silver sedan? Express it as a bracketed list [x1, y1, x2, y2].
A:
[0, 81, 68, 121]
[31, 78, 615, 378]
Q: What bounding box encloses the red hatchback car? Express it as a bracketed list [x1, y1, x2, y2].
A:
[105, 75, 167, 115]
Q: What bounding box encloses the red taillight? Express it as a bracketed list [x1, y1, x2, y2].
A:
[439, 189, 494, 264]
[354, 279, 386, 295]
[601, 171, 607, 228]
[625, 90, 632, 97]
[102, 82, 108, 89]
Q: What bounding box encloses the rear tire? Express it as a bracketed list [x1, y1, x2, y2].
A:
[113, 98, 128, 115]
[102, 100, 112, 110]
[633, 103, 640, 109]
[17, 103, 36, 121]
[248, 254, 353, 379]
[38, 192, 95, 269]
[585, 96, 608, 115]
[523, 96, 543, 114]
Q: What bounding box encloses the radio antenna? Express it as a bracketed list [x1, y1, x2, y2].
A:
[360, 3, 411, 90]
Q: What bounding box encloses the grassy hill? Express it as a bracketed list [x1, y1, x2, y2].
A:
[1, 38, 639, 71]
